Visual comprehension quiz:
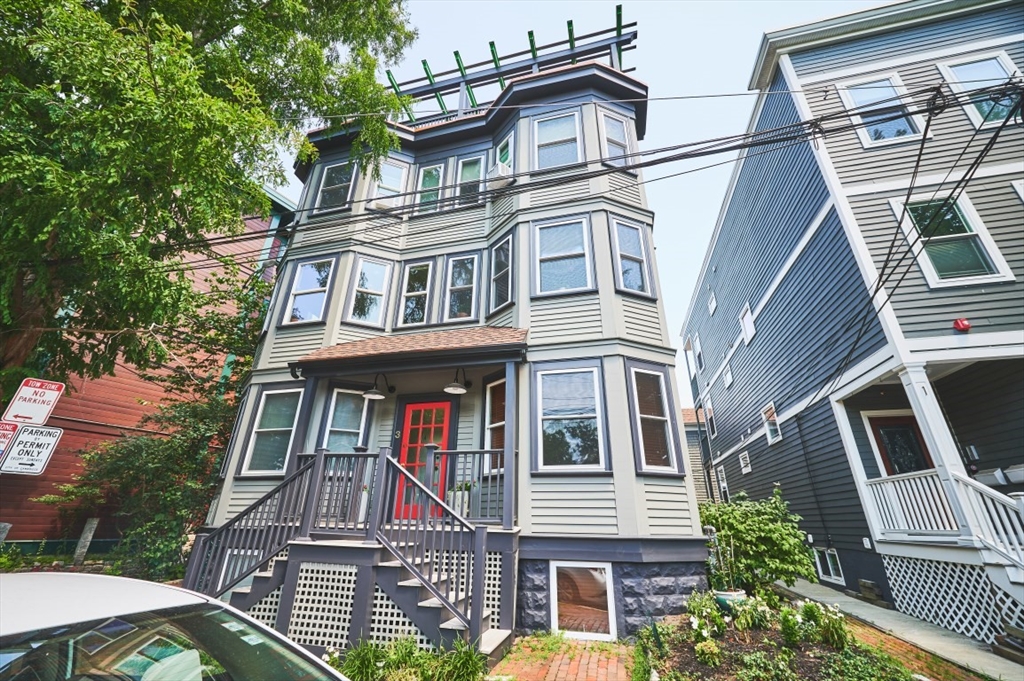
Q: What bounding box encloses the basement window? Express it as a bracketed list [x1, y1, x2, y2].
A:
[550, 561, 616, 641]
[814, 548, 845, 585]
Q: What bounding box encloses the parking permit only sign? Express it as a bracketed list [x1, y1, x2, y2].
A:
[0, 426, 63, 475]
[2, 378, 65, 425]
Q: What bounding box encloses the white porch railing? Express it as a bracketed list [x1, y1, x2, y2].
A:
[952, 471, 1024, 568]
[864, 469, 960, 535]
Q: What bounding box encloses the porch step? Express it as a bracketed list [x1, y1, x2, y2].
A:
[438, 609, 492, 630]
[992, 635, 1024, 666]
[479, 629, 514, 668]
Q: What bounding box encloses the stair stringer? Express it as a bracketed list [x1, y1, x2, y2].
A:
[229, 551, 289, 612]
[374, 562, 466, 650]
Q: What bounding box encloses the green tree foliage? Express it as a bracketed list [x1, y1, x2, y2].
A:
[699, 487, 818, 593]
[34, 273, 273, 580]
[0, 0, 415, 397]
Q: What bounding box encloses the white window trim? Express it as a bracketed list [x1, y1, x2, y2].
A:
[396, 261, 433, 328]
[716, 465, 729, 501]
[314, 162, 354, 213]
[705, 396, 717, 440]
[484, 378, 506, 474]
[937, 50, 1021, 129]
[707, 292, 717, 316]
[723, 365, 733, 389]
[534, 218, 594, 295]
[241, 388, 303, 475]
[321, 388, 371, 451]
[888, 192, 1015, 289]
[692, 334, 705, 373]
[814, 548, 846, 586]
[442, 254, 479, 322]
[549, 560, 617, 641]
[495, 131, 515, 172]
[629, 368, 677, 473]
[537, 367, 605, 471]
[456, 155, 485, 205]
[762, 402, 782, 445]
[1014, 180, 1024, 203]
[533, 111, 582, 170]
[219, 549, 259, 590]
[369, 160, 406, 209]
[612, 218, 651, 295]
[739, 304, 756, 345]
[415, 162, 445, 213]
[285, 259, 334, 325]
[835, 71, 928, 149]
[739, 451, 751, 475]
[346, 256, 393, 327]
[490, 236, 513, 313]
[859, 409, 916, 480]
[599, 111, 632, 168]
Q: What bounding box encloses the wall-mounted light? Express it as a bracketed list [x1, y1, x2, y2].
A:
[363, 373, 396, 400]
[443, 368, 473, 395]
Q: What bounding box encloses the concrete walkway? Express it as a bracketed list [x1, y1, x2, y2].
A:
[778, 579, 1022, 681]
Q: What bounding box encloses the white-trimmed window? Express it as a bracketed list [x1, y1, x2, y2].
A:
[485, 378, 506, 472]
[762, 402, 782, 444]
[723, 365, 733, 389]
[457, 156, 484, 205]
[739, 451, 751, 475]
[550, 561, 616, 641]
[286, 259, 333, 324]
[495, 131, 514, 171]
[371, 161, 405, 208]
[602, 113, 629, 167]
[490, 236, 512, 312]
[705, 397, 717, 439]
[535, 112, 581, 169]
[444, 254, 477, 321]
[243, 389, 302, 474]
[315, 162, 354, 212]
[416, 163, 444, 212]
[1014, 180, 1024, 203]
[323, 389, 370, 452]
[348, 257, 391, 326]
[692, 334, 705, 373]
[740, 304, 756, 344]
[837, 74, 924, 147]
[538, 368, 604, 469]
[938, 51, 1021, 129]
[630, 368, 676, 471]
[707, 292, 717, 316]
[890, 194, 1014, 287]
[536, 219, 592, 294]
[814, 548, 845, 585]
[613, 220, 649, 294]
[716, 465, 729, 502]
[398, 261, 432, 326]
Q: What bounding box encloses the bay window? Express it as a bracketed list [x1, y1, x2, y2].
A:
[347, 257, 391, 326]
[536, 219, 592, 294]
[398, 261, 432, 326]
[537, 367, 604, 470]
[286, 259, 333, 324]
[315, 162, 354, 212]
[535, 112, 581, 169]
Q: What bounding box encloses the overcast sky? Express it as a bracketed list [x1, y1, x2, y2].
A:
[279, 0, 886, 405]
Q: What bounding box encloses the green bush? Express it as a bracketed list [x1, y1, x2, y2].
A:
[694, 640, 722, 667]
[736, 648, 798, 681]
[821, 643, 913, 681]
[336, 640, 388, 681]
[432, 638, 486, 681]
[699, 488, 817, 593]
[686, 590, 725, 638]
[733, 596, 774, 631]
[0, 543, 24, 572]
[628, 640, 652, 681]
[779, 608, 803, 647]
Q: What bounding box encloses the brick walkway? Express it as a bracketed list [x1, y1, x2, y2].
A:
[490, 639, 630, 681]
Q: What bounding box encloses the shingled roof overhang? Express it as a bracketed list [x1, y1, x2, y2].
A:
[289, 327, 528, 378]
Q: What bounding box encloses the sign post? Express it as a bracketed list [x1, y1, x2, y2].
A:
[0, 426, 63, 476]
[2, 378, 65, 425]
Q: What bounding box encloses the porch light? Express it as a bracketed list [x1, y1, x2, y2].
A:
[443, 368, 473, 395]
[363, 373, 396, 400]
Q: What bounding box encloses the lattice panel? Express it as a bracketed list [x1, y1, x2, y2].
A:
[247, 586, 282, 629]
[484, 551, 502, 625]
[287, 563, 358, 649]
[882, 555, 1022, 643]
[426, 549, 472, 597]
[370, 585, 434, 649]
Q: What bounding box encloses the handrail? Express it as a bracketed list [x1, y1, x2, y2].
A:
[312, 452, 380, 534]
[184, 460, 314, 596]
[864, 468, 946, 484]
[952, 471, 1024, 568]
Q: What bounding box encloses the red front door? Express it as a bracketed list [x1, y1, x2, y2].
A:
[396, 401, 451, 518]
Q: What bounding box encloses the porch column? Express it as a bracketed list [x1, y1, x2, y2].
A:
[502, 360, 517, 530]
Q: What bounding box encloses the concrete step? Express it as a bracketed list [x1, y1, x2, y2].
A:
[438, 609, 492, 630]
[480, 629, 514, 668]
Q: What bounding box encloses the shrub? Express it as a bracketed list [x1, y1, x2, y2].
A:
[694, 640, 722, 667]
[733, 596, 774, 631]
[736, 649, 798, 681]
[821, 643, 913, 681]
[686, 590, 725, 636]
[817, 604, 850, 651]
[0, 543, 24, 572]
[779, 608, 803, 647]
[338, 640, 388, 681]
[699, 488, 817, 593]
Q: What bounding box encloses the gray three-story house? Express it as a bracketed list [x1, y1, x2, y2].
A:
[186, 17, 706, 658]
[683, 0, 1022, 646]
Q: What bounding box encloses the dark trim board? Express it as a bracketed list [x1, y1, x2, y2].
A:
[518, 535, 708, 563]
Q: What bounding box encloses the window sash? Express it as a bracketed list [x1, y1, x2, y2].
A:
[457, 157, 484, 204]
[245, 389, 302, 473]
[905, 199, 999, 280]
[947, 56, 1016, 125]
[316, 163, 353, 211]
[740, 306, 755, 344]
[349, 258, 390, 325]
[490, 237, 512, 311]
[485, 379, 506, 472]
[398, 262, 432, 326]
[535, 113, 580, 169]
[538, 368, 604, 469]
[631, 369, 676, 471]
[537, 221, 592, 293]
[705, 397, 717, 439]
[287, 260, 333, 324]
[614, 222, 648, 293]
[603, 114, 628, 166]
[374, 162, 405, 202]
[323, 389, 369, 452]
[763, 404, 781, 443]
[444, 255, 477, 321]
[693, 335, 704, 372]
[416, 164, 444, 211]
[838, 74, 924, 147]
[496, 133, 513, 169]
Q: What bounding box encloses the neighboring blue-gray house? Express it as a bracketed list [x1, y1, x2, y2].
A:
[682, 0, 1023, 646]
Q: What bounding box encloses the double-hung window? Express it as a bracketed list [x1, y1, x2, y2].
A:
[538, 368, 604, 469]
[839, 75, 923, 147]
[705, 396, 717, 439]
[485, 379, 506, 472]
[416, 163, 444, 212]
[613, 220, 649, 294]
[457, 156, 484, 205]
[939, 52, 1021, 128]
[398, 261, 432, 326]
[630, 368, 676, 472]
[372, 161, 405, 207]
[536, 219, 592, 294]
[535, 112, 581, 169]
[602, 114, 629, 167]
[490, 236, 512, 312]
[692, 335, 705, 373]
[891, 194, 1013, 287]
[286, 259, 333, 324]
[348, 257, 391, 326]
[495, 132, 514, 171]
[444, 254, 477, 321]
[315, 162, 354, 212]
[762, 403, 782, 444]
[244, 389, 302, 474]
[323, 389, 370, 452]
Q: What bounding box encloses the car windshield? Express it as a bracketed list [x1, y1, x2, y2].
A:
[0, 603, 334, 681]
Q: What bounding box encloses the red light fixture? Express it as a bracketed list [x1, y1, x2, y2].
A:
[953, 318, 971, 333]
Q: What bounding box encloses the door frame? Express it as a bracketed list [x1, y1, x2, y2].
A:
[390, 393, 461, 454]
[861, 409, 934, 477]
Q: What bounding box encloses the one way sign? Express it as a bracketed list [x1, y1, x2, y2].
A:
[0, 426, 63, 476]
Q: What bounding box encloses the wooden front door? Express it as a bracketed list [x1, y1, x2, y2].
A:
[868, 415, 934, 476]
[396, 401, 451, 518]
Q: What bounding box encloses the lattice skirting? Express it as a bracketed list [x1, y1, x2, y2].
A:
[247, 586, 282, 629]
[424, 550, 504, 625]
[882, 555, 1023, 643]
[371, 585, 434, 649]
[286, 563, 358, 649]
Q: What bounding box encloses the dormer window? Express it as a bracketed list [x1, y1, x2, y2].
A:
[315, 162, 354, 212]
[416, 163, 444, 213]
[457, 157, 484, 205]
[535, 112, 581, 170]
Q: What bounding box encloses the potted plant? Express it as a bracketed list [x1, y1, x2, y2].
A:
[357, 484, 370, 524]
[447, 480, 473, 517]
[704, 525, 747, 611]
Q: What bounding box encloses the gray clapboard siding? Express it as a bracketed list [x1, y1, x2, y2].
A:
[225, 480, 279, 520]
[808, 42, 1024, 186]
[529, 178, 591, 207]
[354, 214, 404, 249]
[491, 193, 516, 232]
[644, 478, 695, 535]
[406, 206, 486, 249]
[622, 297, 663, 344]
[684, 73, 830, 372]
[790, 4, 1023, 78]
[457, 392, 478, 450]
[849, 178, 1024, 338]
[266, 326, 326, 367]
[529, 294, 603, 341]
[686, 430, 711, 504]
[843, 385, 914, 479]
[608, 172, 643, 206]
[296, 217, 360, 247]
[530, 477, 618, 534]
[488, 306, 515, 327]
[336, 325, 384, 344]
